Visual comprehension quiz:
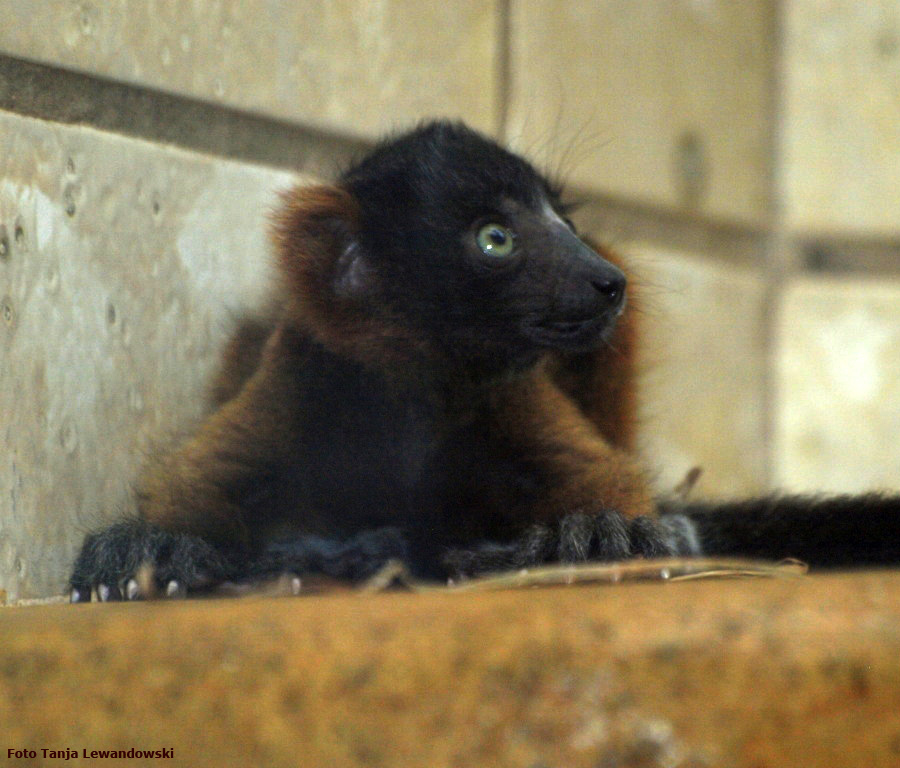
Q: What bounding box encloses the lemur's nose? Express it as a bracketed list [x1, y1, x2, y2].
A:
[591, 272, 626, 312]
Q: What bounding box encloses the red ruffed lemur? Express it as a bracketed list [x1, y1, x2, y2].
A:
[71, 121, 900, 601]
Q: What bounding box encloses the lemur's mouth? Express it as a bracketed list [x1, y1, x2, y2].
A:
[526, 313, 615, 351]
[543, 319, 594, 335]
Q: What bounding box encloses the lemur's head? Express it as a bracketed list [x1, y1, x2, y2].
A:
[275, 121, 626, 373]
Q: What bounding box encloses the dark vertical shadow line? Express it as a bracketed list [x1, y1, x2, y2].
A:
[495, 0, 512, 140]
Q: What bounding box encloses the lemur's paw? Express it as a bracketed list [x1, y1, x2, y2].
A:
[69, 520, 234, 602]
[255, 527, 409, 582]
[442, 510, 677, 579]
[550, 509, 677, 562]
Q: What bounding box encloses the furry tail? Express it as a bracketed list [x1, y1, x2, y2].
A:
[659, 493, 900, 567]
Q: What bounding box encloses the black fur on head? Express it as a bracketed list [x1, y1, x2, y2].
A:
[313, 121, 628, 374]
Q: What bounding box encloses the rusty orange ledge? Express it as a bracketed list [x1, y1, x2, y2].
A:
[2, 570, 900, 768]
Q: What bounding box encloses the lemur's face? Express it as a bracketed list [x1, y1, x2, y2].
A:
[457, 195, 626, 354]
[341, 122, 626, 365]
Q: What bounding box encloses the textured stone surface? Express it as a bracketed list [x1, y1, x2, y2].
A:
[782, 0, 900, 235]
[0, 110, 296, 600]
[0, 0, 500, 139]
[774, 278, 900, 493]
[628, 245, 769, 498]
[506, 0, 774, 225]
[4, 572, 900, 767]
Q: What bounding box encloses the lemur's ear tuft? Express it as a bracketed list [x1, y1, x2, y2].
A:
[271, 184, 372, 302]
[270, 184, 421, 365]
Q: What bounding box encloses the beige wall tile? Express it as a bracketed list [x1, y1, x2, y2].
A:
[627, 245, 769, 498]
[0, 111, 296, 599]
[507, 0, 774, 225]
[782, 0, 900, 236]
[0, 0, 500, 139]
[774, 278, 900, 493]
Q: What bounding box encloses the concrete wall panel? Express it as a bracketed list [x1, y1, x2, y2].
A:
[774, 278, 900, 493]
[0, 110, 296, 599]
[507, 0, 774, 225]
[782, 0, 900, 235]
[0, 0, 501, 139]
[630, 246, 769, 498]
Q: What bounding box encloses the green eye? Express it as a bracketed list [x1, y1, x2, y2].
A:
[476, 223, 515, 258]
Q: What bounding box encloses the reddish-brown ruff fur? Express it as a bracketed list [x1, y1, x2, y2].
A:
[271, 185, 428, 368]
[209, 315, 272, 407]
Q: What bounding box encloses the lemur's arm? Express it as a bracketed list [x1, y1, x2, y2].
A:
[137, 325, 307, 547]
